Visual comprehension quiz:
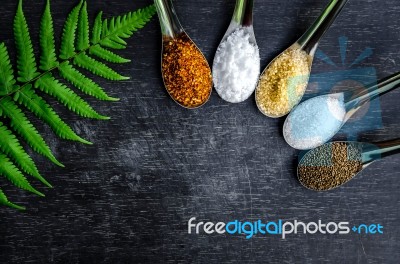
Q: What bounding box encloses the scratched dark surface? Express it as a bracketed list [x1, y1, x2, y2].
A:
[0, 0, 399, 263]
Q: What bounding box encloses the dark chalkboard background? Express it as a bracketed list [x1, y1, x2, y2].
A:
[0, 0, 399, 263]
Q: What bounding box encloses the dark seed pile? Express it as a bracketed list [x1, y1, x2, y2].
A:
[298, 142, 363, 191]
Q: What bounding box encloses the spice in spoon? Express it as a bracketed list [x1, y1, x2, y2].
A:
[298, 142, 363, 191]
[256, 44, 311, 117]
[283, 93, 346, 150]
[162, 32, 212, 108]
[212, 27, 260, 103]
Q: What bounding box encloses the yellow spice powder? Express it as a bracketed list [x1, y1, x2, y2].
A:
[256, 44, 311, 117]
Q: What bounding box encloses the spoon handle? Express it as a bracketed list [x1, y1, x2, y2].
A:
[233, 0, 254, 26]
[297, 0, 349, 56]
[347, 72, 400, 109]
[364, 72, 400, 101]
[374, 139, 400, 159]
[154, 0, 183, 37]
[362, 139, 400, 165]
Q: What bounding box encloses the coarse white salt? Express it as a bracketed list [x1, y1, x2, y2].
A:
[212, 27, 260, 103]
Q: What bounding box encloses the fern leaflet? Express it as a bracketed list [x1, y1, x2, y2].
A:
[0, 44, 16, 95]
[77, 1, 90, 51]
[40, 0, 58, 71]
[91, 12, 103, 44]
[0, 153, 44, 197]
[0, 188, 25, 210]
[74, 53, 129, 81]
[14, 0, 39, 82]
[59, 1, 83, 60]
[35, 73, 108, 120]
[89, 45, 131, 64]
[58, 62, 118, 101]
[0, 122, 45, 186]
[18, 85, 92, 145]
[0, 97, 63, 170]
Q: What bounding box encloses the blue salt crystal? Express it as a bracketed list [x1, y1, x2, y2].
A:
[283, 93, 346, 150]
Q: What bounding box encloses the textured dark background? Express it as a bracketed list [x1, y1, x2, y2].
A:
[0, 0, 399, 263]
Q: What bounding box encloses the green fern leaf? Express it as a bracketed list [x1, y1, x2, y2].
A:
[76, 1, 89, 51]
[18, 85, 91, 145]
[98, 19, 126, 50]
[59, 0, 83, 59]
[89, 45, 130, 64]
[0, 188, 25, 210]
[74, 53, 129, 80]
[58, 62, 118, 101]
[39, 0, 58, 71]
[14, 0, 39, 82]
[98, 38, 126, 50]
[0, 1, 156, 209]
[0, 43, 16, 95]
[0, 122, 46, 186]
[101, 19, 109, 40]
[0, 97, 63, 171]
[0, 153, 44, 197]
[99, 5, 156, 48]
[35, 73, 109, 120]
[91, 12, 103, 44]
[104, 19, 128, 46]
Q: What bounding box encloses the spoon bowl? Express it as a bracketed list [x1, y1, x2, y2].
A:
[283, 92, 346, 150]
[255, 43, 313, 118]
[212, 0, 260, 103]
[297, 139, 400, 191]
[154, 0, 212, 109]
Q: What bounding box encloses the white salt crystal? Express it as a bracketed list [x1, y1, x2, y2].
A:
[212, 27, 260, 103]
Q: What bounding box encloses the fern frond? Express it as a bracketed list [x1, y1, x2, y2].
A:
[59, 0, 83, 59]
[99, 5, 156, 48]
[0, 188, 25, 210]
[0, 43, 16, 95]
[35, 73, 109, 120]
[0, 1, 156, 209]
[40, 0, 58, 71]
[74, 53, 129, 81]
[0, 97, 63, 171]
[0, 153, 44, 197]
[0, 122, 45, 186]
[18, 85, 92, 145]
[58, 62, 119, 101]
[89, 45, 130, 64]
[91, 12, 103, 44]
[14, 0, 38, 82]
[76, 1, 89, 51]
